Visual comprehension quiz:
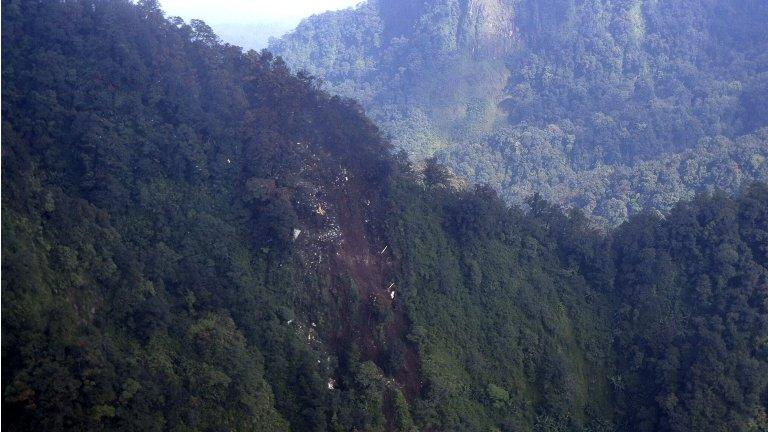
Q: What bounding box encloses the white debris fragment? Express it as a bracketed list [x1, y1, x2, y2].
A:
[292, 229, 302, 240]
[390, 290, 395, 299]
[226, 158, 231, 163]
[327, 379, 336, 390]
[287, 319, 293, 325]
[311, 322, 316, 327]
[380, 245, 388, 255]
[388, 282, 395, 290]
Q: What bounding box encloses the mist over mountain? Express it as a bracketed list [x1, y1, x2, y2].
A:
[211, 22, 295, 50]
[157, 0, 362, 51]
[3, 1, 768, 431]
[271, 0, 768, 226]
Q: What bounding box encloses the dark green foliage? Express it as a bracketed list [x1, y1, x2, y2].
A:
[3, 2, 768, 432]
[612, 185, 768, 431]
[2, 0, 389, 430]
[380, 177, 617, 431]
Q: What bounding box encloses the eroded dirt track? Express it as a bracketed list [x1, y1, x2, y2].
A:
[329, 170, 423, 401]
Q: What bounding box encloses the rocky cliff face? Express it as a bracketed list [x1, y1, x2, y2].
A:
[459, 0, 516, 56]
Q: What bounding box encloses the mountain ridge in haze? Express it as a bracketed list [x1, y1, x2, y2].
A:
[270, 0, 768, 226]
[211, 21, 295, 50]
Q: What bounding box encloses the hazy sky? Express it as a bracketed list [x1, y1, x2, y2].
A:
[159, 0, 362, 24]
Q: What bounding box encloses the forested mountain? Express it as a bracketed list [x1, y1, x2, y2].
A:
[271, 0, 768, 226]
[3, 1, 768, 431]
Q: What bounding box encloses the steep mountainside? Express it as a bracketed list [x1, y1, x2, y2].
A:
[271, 0, 768, 226]
[3, 1, 768, 431]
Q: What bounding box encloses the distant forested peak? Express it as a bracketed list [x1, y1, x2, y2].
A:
[271, 0, 768, 226]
